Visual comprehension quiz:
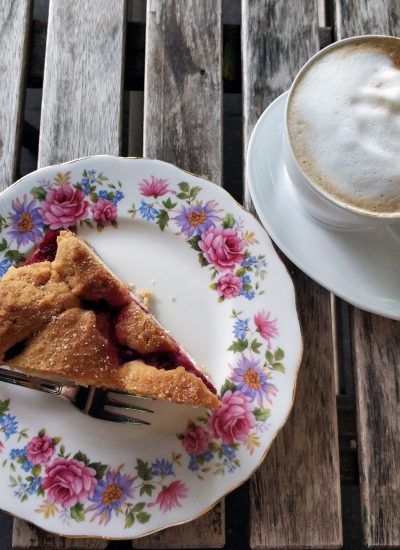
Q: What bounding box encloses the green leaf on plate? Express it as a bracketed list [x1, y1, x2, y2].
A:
[198, 252, 209, 267]
[178, 181, 190, 192]
[0, 238, 7, 252]
[156, 209, 169, 231]
[222, 213, 235, 229]
[253, 407, 271, 421]
[220, 379, 236, 396]
[31, 465, 42, 477]
[125, 512, 135, 528]
[265, 350, 274, 364]
[73, 451, 90, 465]
[70, 503, 85, 522]
[271, 362, 285, 373]
[89, 461, 107, 480]
[189, 186, 202, 198]
[162, 197, 177, 210]
[228, 339, 248, 353]
[136, 459, 153, 481]
[140, 484, 155, 497]
[132, 502, 146, 513]
[137, 511, 151, 524]
[187, 235, 201, 251]
[5, 250, 25, 264]
[251, 339, 262, 353]
[0, 399, 10, 417]
[30, 186, 47, 201]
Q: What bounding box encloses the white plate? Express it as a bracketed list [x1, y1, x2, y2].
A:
[0, 156, 302, 538]
[247, 92, 400, 320]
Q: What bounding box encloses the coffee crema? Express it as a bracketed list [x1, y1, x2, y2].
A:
[287, 36, 400, 215]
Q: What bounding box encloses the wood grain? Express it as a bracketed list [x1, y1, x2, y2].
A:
[38, 0, 126, 167]
[0, 0, 31, 190]
[242, 0, 320, 206]
[12, 0, 126, 548]
[137, 0, 224, 547]
[334, 3, 400, 546]
[335, 0, 400, 38]
[351, 311, 400, 547]
[12, 519, 107, 550]
[242, 1, 342, 548]
[143, 0, 222, 184]
[133, 502, 225, 549]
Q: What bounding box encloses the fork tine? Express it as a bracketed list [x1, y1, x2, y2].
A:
[104, 395, 154, 414]
[92, 409, 151, 426]
[106, 388, 155, 401]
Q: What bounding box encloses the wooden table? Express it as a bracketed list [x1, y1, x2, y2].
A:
[0, 0, 398, 548]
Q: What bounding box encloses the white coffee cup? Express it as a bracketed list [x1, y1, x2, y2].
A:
[283, 35, 400, 230]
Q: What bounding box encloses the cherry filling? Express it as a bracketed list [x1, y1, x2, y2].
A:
[25, 229, 60, 264]
[23, 231, 217, 395]
[95, 309, 217, 395]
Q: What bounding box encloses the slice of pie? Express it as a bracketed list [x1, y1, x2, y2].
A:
[0, 230, 220, 409]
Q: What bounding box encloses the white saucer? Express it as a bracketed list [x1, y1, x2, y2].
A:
[247, 92, 400, 320]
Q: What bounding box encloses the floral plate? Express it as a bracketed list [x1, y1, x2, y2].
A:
[0, 156, 302, 539]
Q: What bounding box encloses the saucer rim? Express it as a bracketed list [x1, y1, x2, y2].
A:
[247, 91, 400, 321]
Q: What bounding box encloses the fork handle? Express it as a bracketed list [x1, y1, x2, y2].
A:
[0, 366, 64, 396]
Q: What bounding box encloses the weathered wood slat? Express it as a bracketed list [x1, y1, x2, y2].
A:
[38, 0, 126, 167]
[143, 0, 222, 183]
[12, 0, 126, 548]
[0, 0, 31, 190]
[242, 1, 342, 548]
[136, 1, 224, 547]
[334, 3, 400, 546]
[12, 520, 107, 550]
[351, 311, 400, 547]
[133, 502, 225, 549]
[335, 0, 399, 37]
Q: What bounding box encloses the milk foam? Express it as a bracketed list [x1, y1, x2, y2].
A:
[288, 38, 400, 214]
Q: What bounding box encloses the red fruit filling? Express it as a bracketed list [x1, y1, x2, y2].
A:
[94, 308, 216, 394]
[25, 230, 60, 264]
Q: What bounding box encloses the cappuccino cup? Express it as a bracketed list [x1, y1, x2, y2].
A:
[283, 35, 400, 230]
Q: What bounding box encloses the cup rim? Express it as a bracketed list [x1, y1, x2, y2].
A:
[284, 34, 400, 220]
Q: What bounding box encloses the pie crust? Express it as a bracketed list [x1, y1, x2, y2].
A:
[0, 231, 220, 409]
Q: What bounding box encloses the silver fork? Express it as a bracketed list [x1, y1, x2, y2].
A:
[0, 367, 153, 426]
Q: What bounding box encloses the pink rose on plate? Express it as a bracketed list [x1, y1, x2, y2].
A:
[26, 435, 55, 465]
[41, 184, 89, 229]
[139, 176, 171, 198]
[254, 310, 279, 348]
[217, 272, 242, 299]
[210, 390, 256, 445]
[41, 457, 97, 509]
[92, 199, 117, 226]
[199, 226, 245, 271]
[149, 480, 188, 513]
[182, 426, 210, 455]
